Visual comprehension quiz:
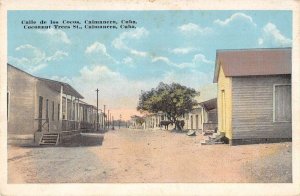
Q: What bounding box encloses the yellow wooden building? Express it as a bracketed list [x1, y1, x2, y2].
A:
[213, 48, 291, 145]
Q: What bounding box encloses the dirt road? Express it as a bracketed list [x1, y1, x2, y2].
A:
[8, 128, 292, 183]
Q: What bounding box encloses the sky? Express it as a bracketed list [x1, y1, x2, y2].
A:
[8, 11, 292, 120]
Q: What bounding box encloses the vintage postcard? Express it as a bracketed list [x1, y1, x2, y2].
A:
[1, 0, 300, 195]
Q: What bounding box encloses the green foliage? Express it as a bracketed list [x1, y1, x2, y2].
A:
[137, 82, 199, 129]
[136, 116, 145, 126]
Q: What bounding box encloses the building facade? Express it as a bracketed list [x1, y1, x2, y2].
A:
[213, 48, 292, 145]
[7, 64, 102, 143]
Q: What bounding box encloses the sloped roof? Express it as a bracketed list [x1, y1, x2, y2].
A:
[8, 63, 83, 99]
[213, 48, 292, 82]
[199, 98, 217, 111]
[38, 78, 84, 99]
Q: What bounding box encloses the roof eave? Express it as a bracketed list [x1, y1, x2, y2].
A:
[213, 53, 220, 83]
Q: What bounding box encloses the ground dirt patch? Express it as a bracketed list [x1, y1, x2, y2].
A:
[8, 128, 292, 183]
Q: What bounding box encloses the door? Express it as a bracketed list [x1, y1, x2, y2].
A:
[38, 96, 43, 131]
[221, 90, 226, 130]
[196, 115, 199, 130]
[190, 115, 193, 129]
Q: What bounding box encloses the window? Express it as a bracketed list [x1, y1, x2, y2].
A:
[38, 96, 43, 131]
[58, 104, 60, 120]
[7, 92, 10, 121]
[52, 101, 55, 121]
[274, 84, 291, 122]
[46, 99, 49, 121]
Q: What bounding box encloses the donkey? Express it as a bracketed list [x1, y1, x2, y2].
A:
[160, 120, 173, 130]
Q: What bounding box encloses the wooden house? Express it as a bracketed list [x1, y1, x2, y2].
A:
[7, 64, 101, 145]
[213, 48, 291, 145]
[143, 112, 174, 130]
[183, 97, 217, 132]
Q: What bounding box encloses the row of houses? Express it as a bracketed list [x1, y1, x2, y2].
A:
[132, 97, 218, 132]
[7, 64, 105, 145]
[131, 47, 292, 145]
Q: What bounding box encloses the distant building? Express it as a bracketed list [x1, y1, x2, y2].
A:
[182, 97, 218, 132]
[143, 112, 172, 130]
[129, 115, 144, 129]
[213, 48, 291, 145]
[7, 64, 102, 144]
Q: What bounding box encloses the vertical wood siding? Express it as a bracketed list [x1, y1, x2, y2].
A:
[35, 80, 61, 132]
[232, 75, 291, 139]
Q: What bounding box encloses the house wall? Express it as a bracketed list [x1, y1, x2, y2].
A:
[207, 109, 218, 123]
[7, 66, 36, 134]
[217, 66, 233, 139]
[231, 75, 291, 140]
[184, 108, 203, 130]
[34, 80, 61, 132]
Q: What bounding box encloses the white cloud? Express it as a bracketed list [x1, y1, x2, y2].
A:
[50, 75, 72, 84]
[152, 56, 175, 66]
[15, 44, 46, 64]
[78, 65, 120, 82]
[65, 65, 159, 119]
[9, 44, 68, 73]
[258, 23, 292, 47]
[176, 62, 194, 69]
[130, 49, 148, 57]
[85, 41, 119, 63]
[162, 69, 213, 90]
[152, 53, 213, 69]
[45, 63, 214, 120]
[122, 57, 133, 64]
[193, 53, 214, 64]
[122, 57, 134, 65]
[45, 50, 68, 61]
[258, 38, 264, 45]
[170, 47, 198, 55]
[85, 42, 108, 55]
[16, 44, 36, 51]
[37, 29, 71, 44]
[112, 27, 149, 57]
[178, 23, 212, 34]
[214, 12, 257, 27]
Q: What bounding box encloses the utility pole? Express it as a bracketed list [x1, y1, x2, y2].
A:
[107, 109, 110, 129]
[103, 105, 106, 131]
[96, 88, 99, 131]
[119, 114, 122, 129]
[109, 112, 112, 129]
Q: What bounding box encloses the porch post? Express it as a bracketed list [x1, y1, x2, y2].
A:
[201, 107, 204, 130]
[77, 98, 79, 122]
[59, 85, 63, 121]
[74, 98, 77, 121]
[71, 96, 73, 120]
[65, 94, 68, 120]
[78, 99, 80, 121]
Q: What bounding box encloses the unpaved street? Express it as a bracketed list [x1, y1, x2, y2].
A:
[8, 128, 292, 183]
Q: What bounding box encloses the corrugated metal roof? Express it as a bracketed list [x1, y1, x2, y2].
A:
[199, 98, 217, 111]
[213, 48, 291, 82]
[38, 78, 84, 99]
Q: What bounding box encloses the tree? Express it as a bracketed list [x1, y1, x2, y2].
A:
[137, 82, 199, 130]
[136, 116, 145, 126]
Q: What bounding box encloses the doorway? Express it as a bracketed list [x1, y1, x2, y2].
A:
[38, 96, 43, 131]
[221, 90, 226, 130]
[195, 115, 199, 130]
